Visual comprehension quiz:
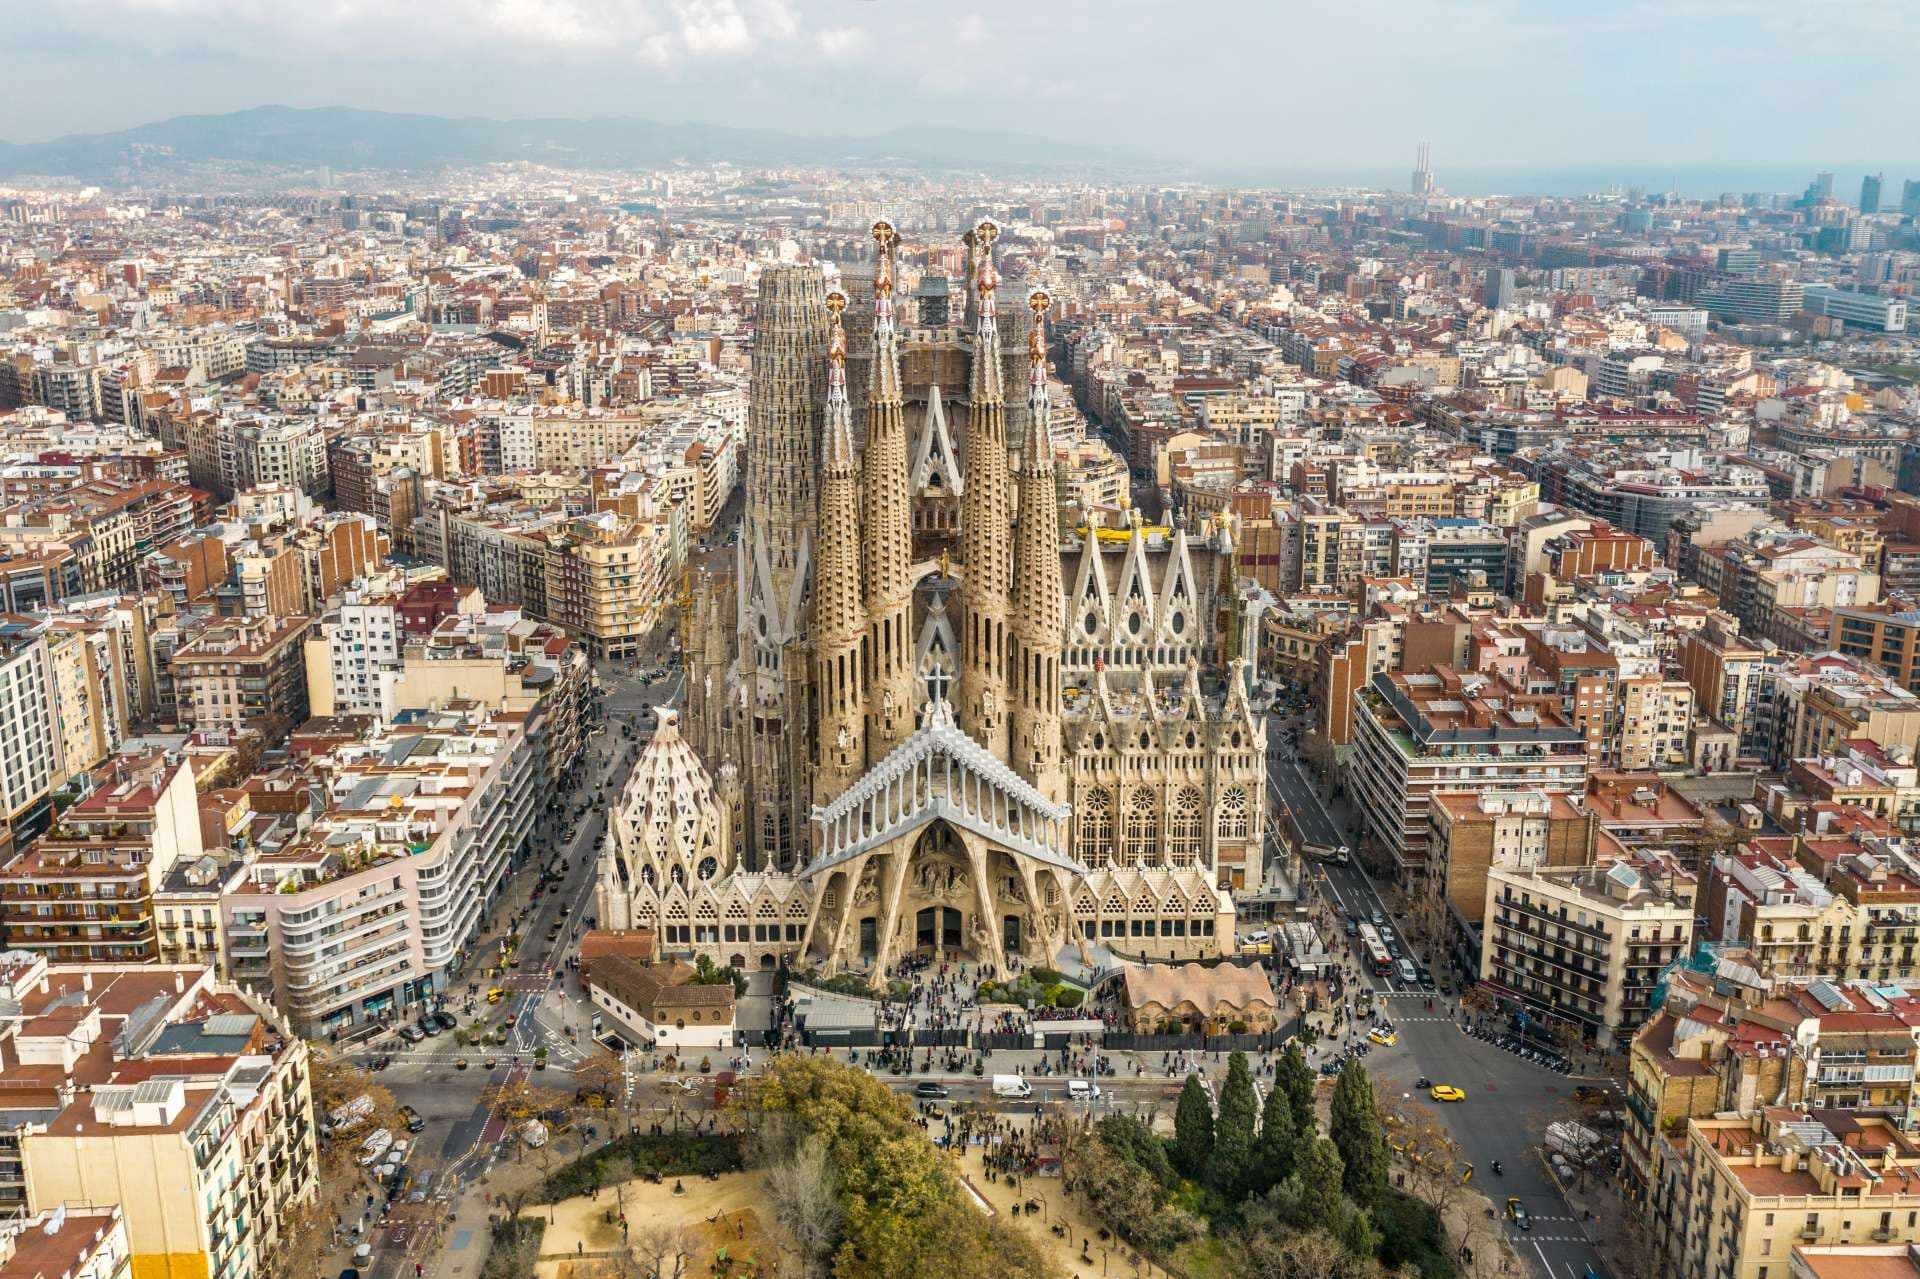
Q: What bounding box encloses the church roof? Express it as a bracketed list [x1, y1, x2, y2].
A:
[801, 699, 1078, 880]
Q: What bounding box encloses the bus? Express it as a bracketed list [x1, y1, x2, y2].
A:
[1357, 923, 1393, 977]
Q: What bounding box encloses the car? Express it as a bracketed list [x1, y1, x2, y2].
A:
[1429, 1085, 1466, 1103]
[433, 1012, 457, 1032]
[399, 1025, 425, 1044]
[417, 1017, 440, 1037]
[370, 1054, 392, 1071]
[1506, 1198, 1531, 1231]
[399, 1105, 425, 1134]
[1368, 1029, 1396, 1046]
[487, 988, 506, 1004]
[1416, 969, 1436, 990]
[1370, 910, 1385, 927]
[914, 1082, 950, 1098]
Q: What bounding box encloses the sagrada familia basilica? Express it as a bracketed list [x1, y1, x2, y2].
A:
[596, 220, 1269, 976]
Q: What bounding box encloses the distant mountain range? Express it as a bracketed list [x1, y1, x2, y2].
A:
[0, 105, 1157, 183]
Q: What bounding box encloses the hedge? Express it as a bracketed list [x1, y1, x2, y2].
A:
[536, 1132, 743, 1203]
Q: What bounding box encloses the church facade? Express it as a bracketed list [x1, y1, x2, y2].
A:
[596, 221, 1267, 976]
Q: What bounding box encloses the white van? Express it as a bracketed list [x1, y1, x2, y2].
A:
[1067, 1079, 1101, 1102]
[991, 1074, 1033, 1099]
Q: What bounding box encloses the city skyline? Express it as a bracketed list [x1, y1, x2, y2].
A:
[7, 0, 1920, 181]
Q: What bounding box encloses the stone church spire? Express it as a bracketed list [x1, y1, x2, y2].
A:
[738, 263, 829, 870]
[1009, 289, 1065, 801]
[958, 219, 1011, 756]
[861, 220, 917, 757]
[813, 289, 867, 804]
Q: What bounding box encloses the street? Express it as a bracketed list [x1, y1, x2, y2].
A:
[332, 657, 686, 1279]
[1266, 713, 1612, 1279]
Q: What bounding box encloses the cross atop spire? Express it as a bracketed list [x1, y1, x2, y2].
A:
[1024, 288, 1052, 464]
[968, 219, 1003, 405]
[823, 289, 855, 472]
[870, 220, 903, 405]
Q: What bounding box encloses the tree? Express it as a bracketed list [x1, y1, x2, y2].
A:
[692, 953, 748, 998]
[1093, 1114, 1174, 1188]
[1207, 1051, 1257, 1193]
[1240, 1226, 1382, 1279]
[1251, 1081, 1297, 1195]
[1278, 1041, 1317, 1138]
[573, 1047, 624, 1101]
[1172, 1074, 1214, 1180]
[765, 1135, 842, 1279]
[261, 1194, 329, 1279]
[1329, 1061, 1386, 1208]
[1295, 1136, 1346, 1224]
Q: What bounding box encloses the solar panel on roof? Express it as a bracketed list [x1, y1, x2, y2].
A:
[204, 1013, 257, 1037]
[131, 1079, 176, 1105]
[1808, 979, 1851, 1011]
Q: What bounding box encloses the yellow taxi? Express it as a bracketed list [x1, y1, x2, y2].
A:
[1429, 1085, 1466, 1103]
[1368, 1028, 1396, 1047]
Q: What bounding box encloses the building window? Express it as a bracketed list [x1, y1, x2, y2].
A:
[1217, 786, 1249, 842]
[1169, 787, 1204, 867]
[1123, 787, 1156, 867]
[1078, 789, 1112, 868]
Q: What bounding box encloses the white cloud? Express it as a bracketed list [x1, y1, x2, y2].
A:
[815, 25, 865, 59]
[672, 0, 753, 54]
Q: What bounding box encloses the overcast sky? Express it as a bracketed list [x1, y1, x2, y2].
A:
[9, 0, 1918, 174]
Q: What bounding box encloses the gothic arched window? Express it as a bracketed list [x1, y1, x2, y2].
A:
[1123, 786, 1156, 867]
[1169, 786, 1204, 868]
[1217, 785, 1250, 843]
[1078, 788, 1113, 868]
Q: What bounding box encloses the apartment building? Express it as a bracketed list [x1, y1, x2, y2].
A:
[1656, 1109, 1920, 1279]
[1482, 855, 1696, 1044]
[0, 754, 203, 964]
[1425, 788, 1590, 956]
[0, 954, 318, 1279]
[0, 1204, 130, 1279]
[303, 598, 404, 717]
[0, 618, 59, 846]
[170, 615, 312, 742]
[1833, 606, 1920, 697]
[1680, 613, 1772, 763]
[222, 705, 538, 1035]
[1348, 669, 1591, 879]
[1769, 656, 1920, 771]
[1619, 676, 1697, 771]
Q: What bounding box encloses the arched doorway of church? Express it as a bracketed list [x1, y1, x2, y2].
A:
[916, 905, 963, 951]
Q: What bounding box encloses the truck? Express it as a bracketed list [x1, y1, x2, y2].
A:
[1545, 1120, 1603, 1164]
[991, 1074, 1033, 1099]
[326, 1094, 375, 1134]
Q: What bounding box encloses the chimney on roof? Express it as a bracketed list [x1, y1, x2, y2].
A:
[173, 972, 183, 994]
[81, 972, 92, 992]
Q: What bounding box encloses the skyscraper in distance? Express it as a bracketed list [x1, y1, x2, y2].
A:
[1484, 267, 1515, 309]
[1861, 173, 1883, 214]
[1411, 143, 1435, 196]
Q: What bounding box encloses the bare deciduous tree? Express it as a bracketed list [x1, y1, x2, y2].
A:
[765, 1135, 842, 1279]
